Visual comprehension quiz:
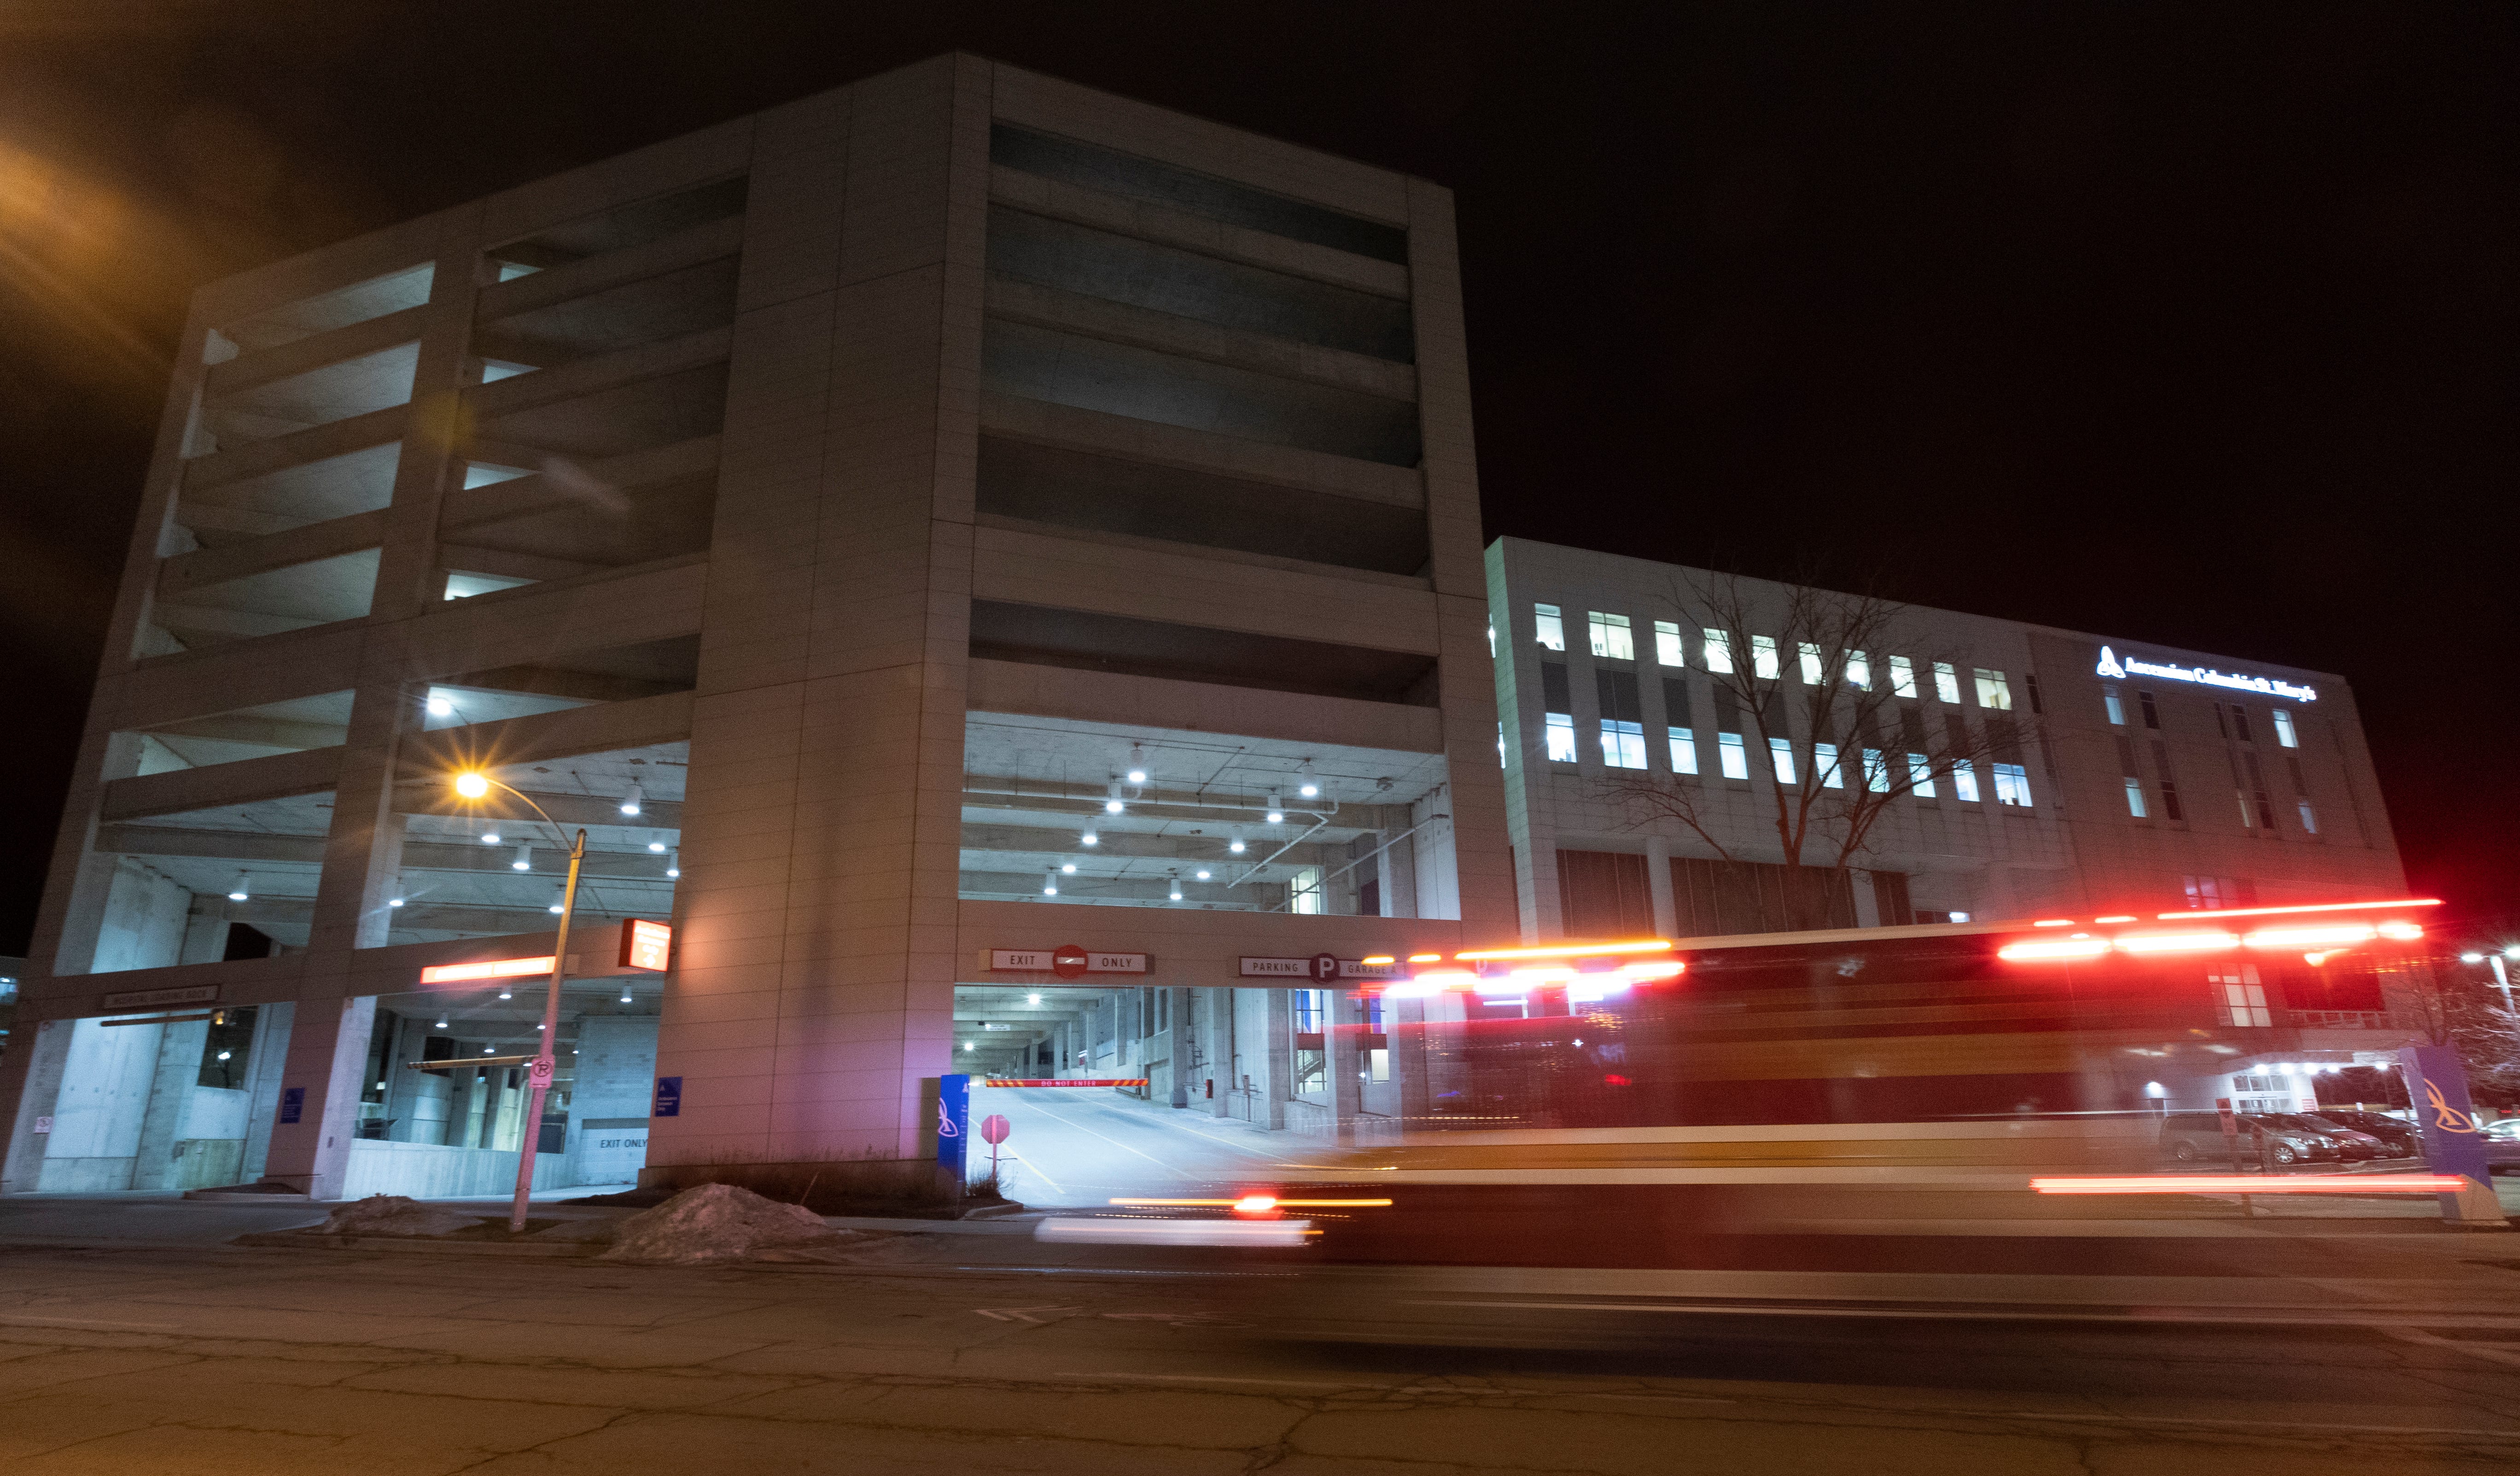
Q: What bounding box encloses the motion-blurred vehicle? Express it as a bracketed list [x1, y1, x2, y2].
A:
[2304, 1109, 2417, 1158]
[1215, 900, 2439, 1271]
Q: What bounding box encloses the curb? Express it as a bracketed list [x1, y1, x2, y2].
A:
[232, 1231, 602, 1258]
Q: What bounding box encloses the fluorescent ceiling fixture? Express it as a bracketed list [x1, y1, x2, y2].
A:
[1297, 759, 1319, 798]
[426, 695, 454, 717]
[649, 840, 666, 852]
[619, 782, 642, 817]
[1043, 871, 1059, 896]
[1195, 869, 1211, 881]
[1265, 793, 1283, 823]
[481, 829, 502, 845]
[513, 843, 531, 871]
[1228, 829, 1245, 853]
[1126, 744, 1147, 785]
[1061, 863, 1076, 874]
[1081, 829, 1099, 846]
[228, 871, 250, 902]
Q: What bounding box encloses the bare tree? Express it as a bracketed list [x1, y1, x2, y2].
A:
[1597, 571, 2031, 928]
[2387, 956, 2520, 1109]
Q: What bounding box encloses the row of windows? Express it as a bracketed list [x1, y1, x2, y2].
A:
[1529, 605, 2014, 709]
[2103, 686, 2301, 748]
[1546, 709, 2034, 807]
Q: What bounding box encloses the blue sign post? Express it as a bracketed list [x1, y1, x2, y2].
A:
[2398, 1044, 2507, 1228]
[278, 1087, 304, 1125]
[652, 1076, 682, 1118]
[935, 1073, 971, 1179]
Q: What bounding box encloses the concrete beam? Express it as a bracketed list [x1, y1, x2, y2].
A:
[984, 275, 1416, 403]
[435, 544, 608, 583]
[180, 402, 408, 494]
[474, 215, 746, 323]
[967, 659, 1445, 755]
[144, 714, 349, 750]
[464, 326, 733, 422]
[441, 435, 721, 532]
[100, 745, 344, 824]
[156, 509, 391, 597]
[397, 690, 694, 777]
[990, 165, 1409, 300]
[204, 303, 434, 401]
[95, 826, 329, 865]
[96, 825, 676, 880]
[980, 391, 1422, 510]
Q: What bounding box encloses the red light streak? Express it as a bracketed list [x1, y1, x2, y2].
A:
[2149, 898, 2441, 922]
[2112, 929, 2241, 954]
[2032, 1175, 2466, 1195]
[1997, 937, 2109, 962]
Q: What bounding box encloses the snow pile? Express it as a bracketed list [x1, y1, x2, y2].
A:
[318, 1195, 484, 1238]
[599, 1183, 848, 1265]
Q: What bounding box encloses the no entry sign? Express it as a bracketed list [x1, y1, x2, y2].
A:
[1052, 945, 1089, 979]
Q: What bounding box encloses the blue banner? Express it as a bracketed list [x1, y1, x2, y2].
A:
[935, 1073, 970, 1175]
[2398, 1044, 2491, 1191]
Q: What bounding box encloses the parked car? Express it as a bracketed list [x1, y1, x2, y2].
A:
[2260, 1112, 2384, 1161]
[2157, 1111, 2335, 1169]
[2484, 1118, 2520, 1175]
[2304, 1109, 2419, 1159]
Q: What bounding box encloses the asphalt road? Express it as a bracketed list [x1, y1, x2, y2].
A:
[5, 1213, 2520, 1472]
[970, 1084, 1300, 1206]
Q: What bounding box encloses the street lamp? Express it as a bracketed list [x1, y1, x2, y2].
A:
[451, 768, 586, 1233]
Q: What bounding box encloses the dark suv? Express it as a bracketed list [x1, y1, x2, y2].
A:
[2304, 1109, 2418, 1159]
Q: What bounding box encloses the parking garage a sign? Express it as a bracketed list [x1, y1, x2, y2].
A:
[1242, 956, 1404, 981]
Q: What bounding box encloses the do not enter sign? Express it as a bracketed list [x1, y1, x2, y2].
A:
[980, 1114, 1011, 1145]
[1051, 945, 1090, 979]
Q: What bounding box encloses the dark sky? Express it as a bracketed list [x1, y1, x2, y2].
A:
[3, 2, 2515, 955]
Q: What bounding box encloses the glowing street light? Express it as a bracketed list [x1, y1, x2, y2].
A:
[450, 768, 587, 1234]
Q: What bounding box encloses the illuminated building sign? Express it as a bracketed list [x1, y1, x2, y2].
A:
[2094, 646, 2316, 702]
[619, 919, 673, 972]
[419, 956, 554, 985]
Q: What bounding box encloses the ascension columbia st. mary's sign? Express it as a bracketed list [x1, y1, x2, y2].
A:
[2094, 646, 2317, 704]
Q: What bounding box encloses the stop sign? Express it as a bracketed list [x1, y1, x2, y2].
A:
[980, 1114, 1011, 1145]
[1052, 945, 1089, 980]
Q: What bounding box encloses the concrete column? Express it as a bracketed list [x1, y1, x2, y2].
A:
[258, 995, 375, 1199]
[0, 1019, 76, 1193]
[1260, 988, 1291, 1130]
[240, 1002, 294, 1179]
[651, 57, 986, 1182]
[1391, 996, 1433, 1128]
[178, 897, 232, 964]
[1851, 870, 1882, 928]
[129, 1019, 212, 1191]
[1203, 988, 1232, 1119]
[1327, 989, 1365, 1142]
[1646, 836, 1677, 939]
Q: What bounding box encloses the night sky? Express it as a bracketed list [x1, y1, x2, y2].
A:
[3, 3, 2514, 957]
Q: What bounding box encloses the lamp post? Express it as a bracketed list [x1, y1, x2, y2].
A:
[454, 770, 586, 1233]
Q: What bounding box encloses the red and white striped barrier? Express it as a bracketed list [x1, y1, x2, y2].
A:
[982, 1078, 1149, 1088]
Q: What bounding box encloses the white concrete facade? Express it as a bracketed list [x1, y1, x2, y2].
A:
[1488, 537, 2409, 939]
[1, 56, 1517, 1194]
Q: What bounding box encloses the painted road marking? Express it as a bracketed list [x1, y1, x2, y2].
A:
[975, 1306, 1085, 1324]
